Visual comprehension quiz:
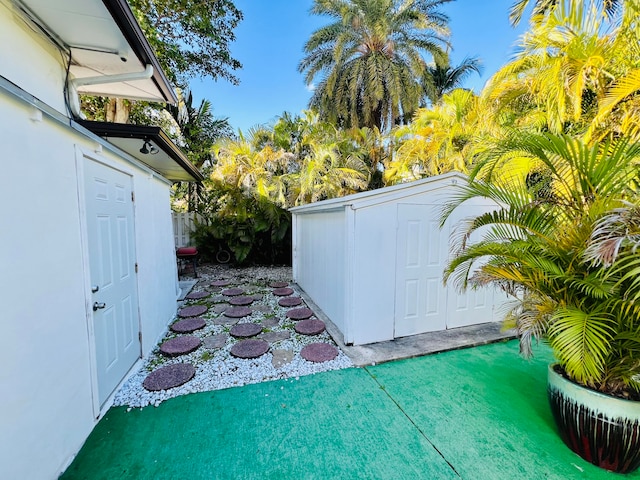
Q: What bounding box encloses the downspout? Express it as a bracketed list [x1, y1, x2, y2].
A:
[68, 64, 154, 118]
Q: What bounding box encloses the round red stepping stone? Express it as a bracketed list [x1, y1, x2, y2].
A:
[230, 323, 262, 338]
[222, 287, 245, 297]
[178, 305, 208, 318]
[286, 308, 313, 320]
[300, 343, 338, 363]
[273, 287, 294, 297]
[229, 295, 254, 306]
[211, 279, 232, 287]
[278, 297, 303, 307]
[171, 317, 206, 333]
[143, 363, 195, 391]
[230, 339, 270, 359]
[295, 319, 326, 336]
[224, 306, 252, 318]
[159, 336, 201, 356]
[270, 281, 289, 288]
[186, 291, 210, 300]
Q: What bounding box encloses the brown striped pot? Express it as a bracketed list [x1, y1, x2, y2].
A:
[547, 364, 640, 473]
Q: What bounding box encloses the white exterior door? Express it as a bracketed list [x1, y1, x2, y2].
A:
[394, 203, 500, 338]
[394, 204, 448, 337]
[84, 158, 140, 406]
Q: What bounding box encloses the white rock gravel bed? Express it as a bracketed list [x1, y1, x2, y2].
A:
[112, 264, 353, 409]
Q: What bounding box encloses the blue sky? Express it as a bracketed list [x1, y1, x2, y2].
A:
[192, 0, 530, 134]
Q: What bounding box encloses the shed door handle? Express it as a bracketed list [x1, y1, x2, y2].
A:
[93, 302, 106, 311]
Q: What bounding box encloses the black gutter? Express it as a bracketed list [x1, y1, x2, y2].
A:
[101, 0, 177, 105]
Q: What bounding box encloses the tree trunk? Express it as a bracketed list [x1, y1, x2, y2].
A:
[106, 98, 130, 123]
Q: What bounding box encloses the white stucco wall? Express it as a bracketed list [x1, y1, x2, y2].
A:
[0, 15, 180, 476]
[1, 91, 96, 480]
[0, 2, 67, 113]
[1, 88, 181, 480]
[133, 173, 181, 353]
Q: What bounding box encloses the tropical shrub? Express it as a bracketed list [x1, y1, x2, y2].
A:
[193, 180, 291, 265]
[443, 132, 640, 397]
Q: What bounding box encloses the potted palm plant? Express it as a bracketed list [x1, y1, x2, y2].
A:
[442, 131, 640, 473]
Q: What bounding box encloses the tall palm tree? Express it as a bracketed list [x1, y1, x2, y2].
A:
[421, 56, 483, 106]
[299, 0, 451, 131]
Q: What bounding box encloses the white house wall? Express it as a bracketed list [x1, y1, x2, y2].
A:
[133, 174, 181, 353]
[1, 82, 179, 480]
[1, 90, 96, 480]
[0, 2, 67, 113]
[293, 210, 347, 336]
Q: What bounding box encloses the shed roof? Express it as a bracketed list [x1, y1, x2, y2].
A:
[290, 172, 467, 214]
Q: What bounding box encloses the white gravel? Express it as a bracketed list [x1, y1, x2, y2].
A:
[112, 264, 354, 409]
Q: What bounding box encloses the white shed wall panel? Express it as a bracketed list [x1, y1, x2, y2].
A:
[350, 204, 397, 344]
[294, 210, 346, 334]
[1, 92, 179, 479]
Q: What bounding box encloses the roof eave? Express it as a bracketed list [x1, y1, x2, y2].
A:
[101, 0, 177, 105]
[78, 120, 204, 182]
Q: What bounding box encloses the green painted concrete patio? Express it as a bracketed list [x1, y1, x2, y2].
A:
[61, 340, 638, 479]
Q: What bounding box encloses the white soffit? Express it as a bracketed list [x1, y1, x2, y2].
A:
[15, 0, 175, 103]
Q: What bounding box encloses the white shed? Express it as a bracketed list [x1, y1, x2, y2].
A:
[291, 172, 506, 346]
[1, 1, 201, 478]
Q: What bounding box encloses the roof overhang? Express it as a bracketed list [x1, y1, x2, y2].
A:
[12, 0, 176, 104]
[79, 120, 204, 182]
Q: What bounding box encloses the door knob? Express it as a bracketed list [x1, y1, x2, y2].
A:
[93, 302, 106, 311]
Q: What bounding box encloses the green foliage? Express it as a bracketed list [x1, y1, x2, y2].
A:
[421, 56, 483, 106]
[128, 0, 243, 86]
[193, 180, 291, 265]
[443, 131, 640, 396]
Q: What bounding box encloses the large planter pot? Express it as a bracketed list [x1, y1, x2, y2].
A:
[547, 364, 640, 473]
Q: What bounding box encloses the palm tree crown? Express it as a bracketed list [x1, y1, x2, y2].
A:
[421, 56, 483, 106]
[299, 0, 451, 131]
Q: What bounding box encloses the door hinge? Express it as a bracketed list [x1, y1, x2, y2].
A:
[135, 263, 139, 273]
[131, 191, 135, 202]
[138, 331, 142, 344]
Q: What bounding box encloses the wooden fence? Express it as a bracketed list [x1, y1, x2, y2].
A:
[172, 212, 200, 247]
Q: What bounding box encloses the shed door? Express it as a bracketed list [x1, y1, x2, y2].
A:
[84, 158, 140, 407]
[394, 204, 447, 337]
[444, 204, 500, 328]
[394, 203, 498, 338]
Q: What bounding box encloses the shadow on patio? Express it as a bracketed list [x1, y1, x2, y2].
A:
[61, 340, 638, 479]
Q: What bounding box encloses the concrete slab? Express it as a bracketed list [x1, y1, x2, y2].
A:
[296, 284, 516, 367]
[177, 280, 198, 302]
